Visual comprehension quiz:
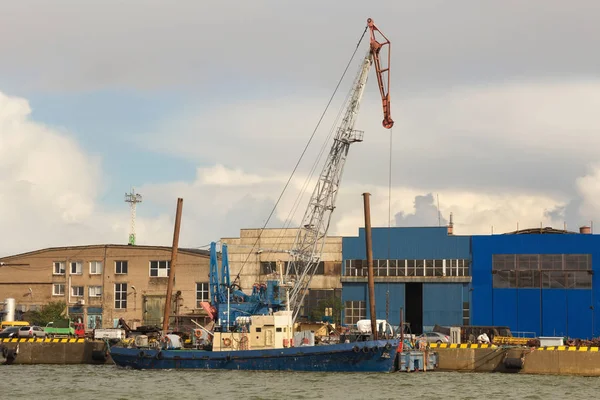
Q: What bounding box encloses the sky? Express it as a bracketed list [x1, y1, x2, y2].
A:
[1, 0, 600, 256]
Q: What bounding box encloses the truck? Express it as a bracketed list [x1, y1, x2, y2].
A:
[45, 319, 85, 338]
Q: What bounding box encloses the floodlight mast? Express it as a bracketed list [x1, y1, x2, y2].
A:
[124, 188, 143, 245]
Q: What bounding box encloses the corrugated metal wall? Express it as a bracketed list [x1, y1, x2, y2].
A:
[341, 227, 470, 329]
[342, 227, 471, 262]
[423, 283, 465, 330]
[472, 234, 600, 339]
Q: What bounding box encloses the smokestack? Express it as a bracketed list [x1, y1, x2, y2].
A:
[580, 226, 591, 234]
[447, 212, 454, 235]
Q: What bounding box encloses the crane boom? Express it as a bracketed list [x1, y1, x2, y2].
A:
[284, 18, 393, 323]
[368, 18, 394, 129]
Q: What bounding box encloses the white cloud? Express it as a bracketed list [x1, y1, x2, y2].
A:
[0, 91, 179, 256]
[136, 76, 600, 240]
[4, 73, 600, 256]
[576, 165, 600, 220]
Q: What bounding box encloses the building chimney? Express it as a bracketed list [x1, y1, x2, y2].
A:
[447, 212, 454, 235]
[580, 226, 591, 234]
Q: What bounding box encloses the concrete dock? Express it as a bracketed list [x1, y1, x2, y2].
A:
[1, 338, 111, 365]
[430, 343, 600, 376]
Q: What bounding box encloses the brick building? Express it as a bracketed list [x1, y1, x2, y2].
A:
[0, 245, 211, 330]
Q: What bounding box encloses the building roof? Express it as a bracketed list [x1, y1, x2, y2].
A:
[502, 227, 578, 235]
[0, 244, 210, 261]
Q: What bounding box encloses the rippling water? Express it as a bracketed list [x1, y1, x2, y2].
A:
[4, 364, 600, 399]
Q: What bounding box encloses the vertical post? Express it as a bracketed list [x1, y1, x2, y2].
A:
[162, 197, 184, 335]
[400, 306, 404, 350]
[363, 192, 377, 340]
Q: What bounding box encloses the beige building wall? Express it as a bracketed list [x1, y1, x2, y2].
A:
[221, 228, 343, 291]
[0, 245, 210, 330]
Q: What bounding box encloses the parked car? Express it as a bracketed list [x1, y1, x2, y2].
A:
[0, 326, 20, 338]
[417, 332, 450, 344]
[18, 326, 46, 338]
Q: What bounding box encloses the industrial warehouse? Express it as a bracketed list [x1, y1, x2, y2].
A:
[1, 223, 598, 341]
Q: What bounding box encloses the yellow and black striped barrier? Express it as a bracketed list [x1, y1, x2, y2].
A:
[537, 346, 600, 352]
[428, 343, 600, 352]
[0, 338, 85, 343]
[430, 343, 497, 349]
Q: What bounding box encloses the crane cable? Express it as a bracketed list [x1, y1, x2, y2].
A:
[232, 24, 370, 286]
[386, 126, 393, 320]
[267, 52, 363, 259]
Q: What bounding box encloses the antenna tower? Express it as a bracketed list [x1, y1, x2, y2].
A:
[124, 188, 143, 245]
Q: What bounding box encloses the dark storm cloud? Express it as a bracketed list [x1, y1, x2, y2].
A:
[395, 193, 448, 227]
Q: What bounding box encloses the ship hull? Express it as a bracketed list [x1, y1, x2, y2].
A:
[110, 339, 398, 372]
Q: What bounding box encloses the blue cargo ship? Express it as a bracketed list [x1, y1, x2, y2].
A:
[110, 338, 399, 372]
[110, 243, 399, 372]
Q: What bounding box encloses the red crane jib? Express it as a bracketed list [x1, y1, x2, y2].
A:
[367, 18, 394, 129]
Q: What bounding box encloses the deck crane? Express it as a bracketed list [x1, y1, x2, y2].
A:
[284, 18, 394, 323]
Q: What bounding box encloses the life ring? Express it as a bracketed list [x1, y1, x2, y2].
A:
[223, 338, 232, 347]
[194, 330, 202, 339]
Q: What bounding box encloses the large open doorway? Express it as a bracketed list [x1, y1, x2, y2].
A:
[405, 283, 423, 334]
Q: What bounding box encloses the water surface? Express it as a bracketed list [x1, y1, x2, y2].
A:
[4, 365, 599, 399]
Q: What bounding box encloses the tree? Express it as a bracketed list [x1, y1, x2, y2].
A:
[310, 296, 343, 324]
[23, 301, 67, 326]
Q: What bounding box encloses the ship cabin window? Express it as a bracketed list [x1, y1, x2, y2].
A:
[255, 327, 262, 333]
[276, 327, 282, 332]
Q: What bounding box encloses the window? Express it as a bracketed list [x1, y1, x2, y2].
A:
[115, 260, 128, 274]
[433, 260, 444, 276]
[260, 261, 278, 274]
[492, 255, 515, 271]
[517, 254, 539, 270]
[89, 261, 103, 275]
[71, 286, 84, 297]
[150, 260, 170, 277]
[493, 253, 592, 288]
[344, 300, 366, 325]
[70, 261, 82, 275]
[114, 283, 127, 309]
[314, 262, 325, 275]
[565, 254, 591, 270]
[53, 262, 66, 275]
[196, 282, 210, 307]
[53, 284, 65, 296]
[89, 286, 102, 297]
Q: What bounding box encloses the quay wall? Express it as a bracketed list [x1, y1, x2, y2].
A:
[431, 344, 600, 376]
[1, 339, 111, 365]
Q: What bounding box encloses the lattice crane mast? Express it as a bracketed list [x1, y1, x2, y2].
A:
[284, 18, 393, 323]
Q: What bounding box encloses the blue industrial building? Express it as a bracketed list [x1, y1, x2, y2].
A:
[340, 225, 600, 340]
[472, 229, 599, 339]
[341, 226, 471, 334]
